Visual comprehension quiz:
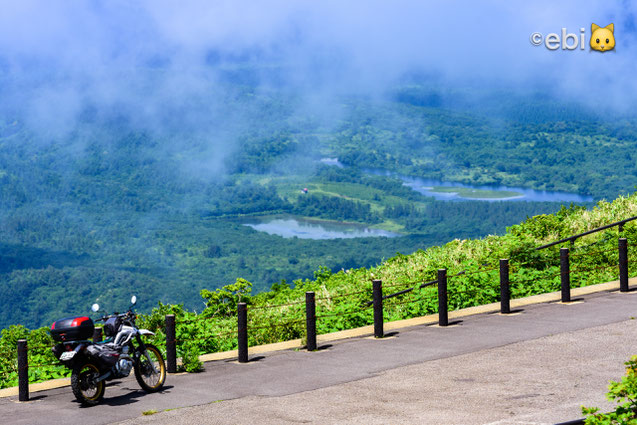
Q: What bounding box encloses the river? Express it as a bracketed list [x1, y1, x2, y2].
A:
[349, 161, 593, 203]
[243, 160, 593, 240]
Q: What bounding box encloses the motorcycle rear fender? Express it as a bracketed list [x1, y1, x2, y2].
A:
[138, 328, 154, 336]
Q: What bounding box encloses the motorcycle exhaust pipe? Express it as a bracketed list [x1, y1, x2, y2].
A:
[94, 370, 112, 383]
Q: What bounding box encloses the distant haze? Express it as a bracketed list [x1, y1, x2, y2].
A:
[1, 1, 635, 329]
[0, 1, 635, 159]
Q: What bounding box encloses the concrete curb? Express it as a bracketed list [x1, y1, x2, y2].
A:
[1, 277, 632, 398]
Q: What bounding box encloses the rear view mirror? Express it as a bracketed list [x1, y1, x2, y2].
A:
[131, 295, 137, 305]
[91, 303, 100, 312]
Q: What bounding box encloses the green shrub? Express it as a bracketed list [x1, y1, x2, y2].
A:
[2, 195, 636, 389]
[582, 356, 637, 424]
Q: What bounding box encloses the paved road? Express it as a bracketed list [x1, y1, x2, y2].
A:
[4, 290, 637, 425]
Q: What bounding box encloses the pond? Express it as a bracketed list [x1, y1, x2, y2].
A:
[398, 175, 594, 202]
[318, 159, 592, 203]
[243, 216, 400, 239]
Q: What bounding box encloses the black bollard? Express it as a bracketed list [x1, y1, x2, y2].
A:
[237, 303, 248, 363]
[373, 280, 384, 338]
[438, 269, 448, 326]
[305, 292, 317, 351]
[500, 259, 510, 314]
[560, 247, 571, 303]
[619, 238, 629, 292]
[92, 327, 102, 343]
[18, 339, 28, 402]
[165, 314, 177, 373]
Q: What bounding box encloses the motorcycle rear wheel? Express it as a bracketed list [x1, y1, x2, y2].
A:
[134, 344, 166, 393]
[71, 362, 105, 406]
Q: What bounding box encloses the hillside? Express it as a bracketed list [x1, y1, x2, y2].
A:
[5, 88, 627, 330]
[2, 192, 635, 388]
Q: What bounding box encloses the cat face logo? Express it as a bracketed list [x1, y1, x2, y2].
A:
[590, 23, 615, 52]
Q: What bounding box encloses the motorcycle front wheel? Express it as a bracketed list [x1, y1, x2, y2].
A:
[71, 362, 105, 406]
[134, 344, 166, 393]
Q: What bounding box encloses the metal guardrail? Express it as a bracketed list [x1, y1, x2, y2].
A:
[364, 278, 438, 306]
[14, 224, 636, 401]
[536, 215, 637, 250]
[365, 264, 497, 307]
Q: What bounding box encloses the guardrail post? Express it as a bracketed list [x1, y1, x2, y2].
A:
[165, 314, 177, 373]
[373, 279, 384, 338]
[305, 292, 317, 351]
[499, 259, 510, 314]
[619, 238, 629, 292]
[438, 269, 448, 326]
[92, 327, 102, 343]
[238, 303, 248, 363]
[18, 339, 28, 402]
[560, 247, 571, 303]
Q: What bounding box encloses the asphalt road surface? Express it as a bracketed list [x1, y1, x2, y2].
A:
[4, 290, 637, 425]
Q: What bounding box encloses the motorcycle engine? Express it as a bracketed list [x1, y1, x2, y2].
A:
[115, 355, 134, 377]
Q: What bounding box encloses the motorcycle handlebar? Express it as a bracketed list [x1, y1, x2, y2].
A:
[96, 309, 136, 323]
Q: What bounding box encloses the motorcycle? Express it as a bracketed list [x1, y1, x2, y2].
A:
[50, 295, 166, 406]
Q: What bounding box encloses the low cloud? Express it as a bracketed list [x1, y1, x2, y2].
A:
[0, 1, 635, 157]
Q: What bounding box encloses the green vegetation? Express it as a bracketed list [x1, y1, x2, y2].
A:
[583, 356, 637, 424]
[2, 89, 599, 331]
[2, 193, 635, 389]
[429, 187, 522, 199]
[335, 89, 637, 199]
[2, 85, 636, 371]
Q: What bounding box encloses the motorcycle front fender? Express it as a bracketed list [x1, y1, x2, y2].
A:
[138, 328, 154, 336]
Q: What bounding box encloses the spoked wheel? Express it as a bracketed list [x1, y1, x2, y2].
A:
[71, 362, 105, 406]
[134, 344, 166, 393]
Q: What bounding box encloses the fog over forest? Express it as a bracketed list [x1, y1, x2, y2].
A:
[1, 1, 635, 150]
[1, 1, 637, 330]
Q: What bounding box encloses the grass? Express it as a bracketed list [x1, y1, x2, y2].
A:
[258, 174, 417, 209]
[3, 194, 636, 391]
[430, 187, 522, 199]
[370, 219, 405, 233]
[263, 176, 423, 233]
